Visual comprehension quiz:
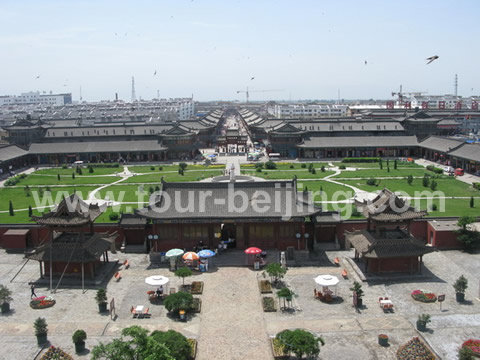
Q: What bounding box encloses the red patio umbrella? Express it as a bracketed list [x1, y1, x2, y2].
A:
[244, 247, 262, 255]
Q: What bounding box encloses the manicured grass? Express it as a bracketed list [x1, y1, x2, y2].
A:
[415, 198, 480, 217]
[341, 178, 479, 197]
[128, 165, 179, 173]
[35, 167, 122, 175]
[123, 170, 223, 183]
[0, 186, 97, 223]
[338, 161, 422, 168]
[333, 168, 428, 179]
[18, 174, 119, 186]
[297, 180, 355, 201]
[241, 162, 329, 170]
[241, 169, 334, 179]
[97, 185, 151, 203]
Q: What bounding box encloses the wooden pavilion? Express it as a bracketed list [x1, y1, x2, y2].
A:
[346, 189, 435, 274]
[26, 194, 116, 290]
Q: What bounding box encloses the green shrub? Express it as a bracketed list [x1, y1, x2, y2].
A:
[431, 203, 438, 211]
[407, 175, 413, 185]
[426, 165, 444, 174]
[422, 175, 430, 187]
[430, 180, 437, 191]
[61, 164, 68, 169]
[150, 166, 155, 171]
[289, 165, 294, 169]
[470, 196, 474, 208]
[366, 178, 376, 186]
[256, 167, 262, 173]
[9, 201, 14, 216]
[86, 163, 119, 168]
[179, 162, 187, 170]
[159, 166, 163, 171]
[262, 296, 276, 312]
[339, 164, 346, 170]
[321, 166, 325, 172]
[164, 292, 193, 313]
[301, 163, 306, 168]
[88, 166, 94, 173]
[72, 172, 75, 179]
[72, 329, 87, 343]
[109, 213, 119, 221]
[150, 330, 191, 360]
[265, 161, 277, 169]
[311, 168, 316, 174]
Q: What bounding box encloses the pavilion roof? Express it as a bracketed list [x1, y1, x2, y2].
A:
[32, 193, 103, 226]
[362, 189, 426, 222]
[346, 229, 435, 259]
[25, 232, 116, 263]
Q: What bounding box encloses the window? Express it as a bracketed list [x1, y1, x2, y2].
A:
[183, 225, 208, 239]
[250, 224, 273, 239]
[158, 226, 178, 240]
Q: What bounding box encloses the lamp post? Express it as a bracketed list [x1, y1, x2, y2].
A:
[296, 233, 301, 250]
[304, 233, 310, 251]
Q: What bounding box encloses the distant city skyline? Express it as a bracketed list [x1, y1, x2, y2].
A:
[0, 0, 479, 102]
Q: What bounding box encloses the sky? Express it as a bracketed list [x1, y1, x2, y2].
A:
[0, 0, 479, 102]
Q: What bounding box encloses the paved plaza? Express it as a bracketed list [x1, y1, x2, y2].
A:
[0, 248, 478, 359]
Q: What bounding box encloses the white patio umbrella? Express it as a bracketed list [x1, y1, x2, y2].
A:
[314, 275, 339, 295]
[165, 248, 184, 257]
[145, 275, 169, 286]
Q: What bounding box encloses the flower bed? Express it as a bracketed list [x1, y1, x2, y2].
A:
[271, 338, 288, 360]
[411, 290, 437, 303]
[397, 337, 436, 360]
[462, 339, 480, 357]
[40, 346, 73, 360]
[190, 281, 204, 295]
[262, 296, 277, 312]
[188, 338, 197, 359]
[259, 280, 273, 294]
[30, 296, 56, 309]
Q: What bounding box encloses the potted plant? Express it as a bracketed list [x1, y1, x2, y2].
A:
[95, 288, 108, 313]
[453, 275, 468, 302]
[72, 329, 87, 353]
[416, 314, 431, 332]
[34, 317, 48, 345]
[350, 281, 364, 307]
[0, 285, 13, 314]
[378, 334, 389, 346]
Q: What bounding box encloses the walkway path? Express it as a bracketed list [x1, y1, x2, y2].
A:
[196, 267, 271, 360]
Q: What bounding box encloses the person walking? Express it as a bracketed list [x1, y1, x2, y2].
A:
[30, 284, 37, 298]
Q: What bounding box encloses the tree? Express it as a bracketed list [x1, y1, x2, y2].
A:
[164, 292, 193, 314]
[276, 329, 325, 359]
[422, 175, 430, 187]
[9, 200, 14, 216]
[89, 166, 94, 173]
[407, 175, 413, 185]
[57, 173, 61, 181]
[349, 281, 364, 300]
[28, 205, 33, 217]
[175, 267, 192, 287]
[459, 346, 475, 360]
[265, 263, 287, 285]
[394, 159, 397, 170]
[387, 166, 390, 173]
[321, 166, 325, 172]
[277, 287, 295, 310]
[72, 172, 75, 179]
[265, 160, 277, 169]
[457, 216, 476, 230]
[470, 196, 474, 208]
[430, 180, 437, 191]
[150, 330, 191, 360]
[91, 326, 175, 360]
[178, 162, 187, 171]
[379, 159, 383, 169]
[78, 167, 83, 175]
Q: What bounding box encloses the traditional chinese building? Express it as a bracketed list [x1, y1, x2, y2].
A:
[26, 194, 116, 286]
[346, 189, 435, 274]
[136, 179, 335, 252]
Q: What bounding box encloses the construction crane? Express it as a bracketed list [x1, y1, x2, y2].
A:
[236, 87, 283, 103]
[391, 85, 404, 104]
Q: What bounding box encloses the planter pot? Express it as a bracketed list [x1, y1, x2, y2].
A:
[356, 298, 363, 307]
[74, 341, 86, 354]
[1, 302, 10, 314]
[36, 333, 47, 346]
[98, 302, 108, 313]
[416, 320, 427, 332]
[456, 292, 465, 302]
[378, 336, 389, 346]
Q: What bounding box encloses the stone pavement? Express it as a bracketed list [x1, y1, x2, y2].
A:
[416, 158, 480, 185]
[196, 267, 271, 360]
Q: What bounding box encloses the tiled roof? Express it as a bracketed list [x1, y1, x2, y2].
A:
[346, 229, 435, 258]
[360, 189, 426, 221]
[297, 136, 418, 149]
[418, 136, 464, 153]
[29, 140, 166, 154]
[119, 213, 147, 226]
[25, 232, 116, 262]
[137, 180, 322, 221]
[0, 145, 29, 162]
[449, 143, 480, 162]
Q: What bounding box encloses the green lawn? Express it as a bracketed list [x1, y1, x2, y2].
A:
[338, 161, 422, 168]
[123, 170, 223, 183]
[35, 167, 122, 175]
[297, 180, 355, 201]
[333, 168, 428, 179]
[97, 184, 151, 203]
[18, 174, 119, 186]
[415, 199, 480, 217]
[341, 178, 479, 198]
[241, 162, 329, 170]
[241, 169, 335, 180]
